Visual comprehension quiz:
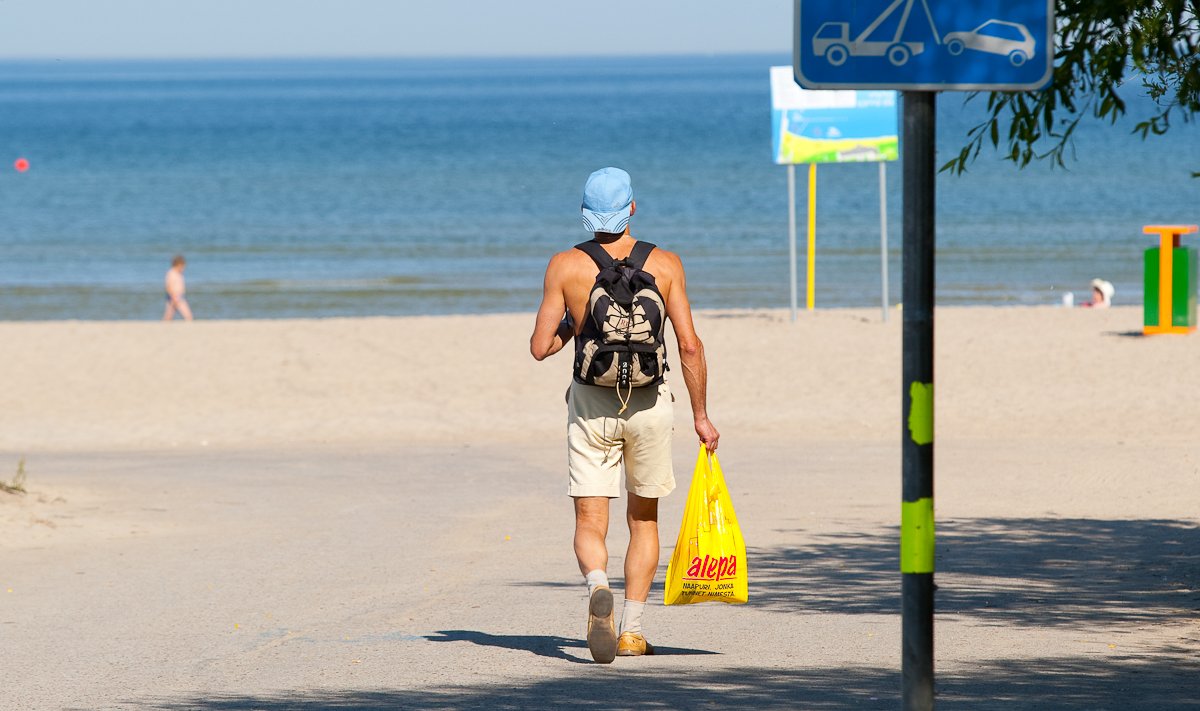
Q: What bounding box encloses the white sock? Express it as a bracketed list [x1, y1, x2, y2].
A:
[620, 599, 645, 635]
[585, 570, 609, 595]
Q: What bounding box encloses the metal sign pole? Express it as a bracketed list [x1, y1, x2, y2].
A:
[880, 161, 889, 322]
[788, 164, 798, 321]
[900, 90, 936, 711]
[795, 1, 1054, 706]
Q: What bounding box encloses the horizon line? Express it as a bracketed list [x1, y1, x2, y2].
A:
[0, 50, 792, 64]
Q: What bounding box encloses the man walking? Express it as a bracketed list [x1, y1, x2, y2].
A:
[530, 167, 719, 663]
[162, 255, 193, 321]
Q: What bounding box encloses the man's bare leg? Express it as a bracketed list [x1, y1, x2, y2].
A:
[616, 493, 658, 654]
[574, 496, 617, 663]
[623, 493, 659, 602]
[573, 496, 609, 576]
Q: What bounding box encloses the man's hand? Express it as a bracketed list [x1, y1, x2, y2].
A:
[557, 313, 574, 342]
[695, 416, 719, 453]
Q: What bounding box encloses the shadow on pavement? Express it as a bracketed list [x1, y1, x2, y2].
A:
[515, 518, 1199, 629]
[146, 519, 1198, 710]
[145, 647, 1198, 710]
[749, 517, 1200, 628]
[423, 630, 719, 662]
[423, 630, 591, 664]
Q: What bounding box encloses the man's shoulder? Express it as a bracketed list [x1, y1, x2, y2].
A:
[644, 244, 683, 275]
[544, 240, 683, 275]
[544, 246, 594, 281]
[547, 245, 591, 267]
[646, 243, 681, 261]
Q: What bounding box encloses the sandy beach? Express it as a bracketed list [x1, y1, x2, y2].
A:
[3, 306, 1198, 709]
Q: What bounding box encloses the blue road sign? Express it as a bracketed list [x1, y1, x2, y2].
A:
[794, 0, 1054, 90]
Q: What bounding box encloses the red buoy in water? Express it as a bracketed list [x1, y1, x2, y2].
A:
[14, 158, 29, 173]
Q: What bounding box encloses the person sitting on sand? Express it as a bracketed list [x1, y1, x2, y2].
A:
[1081, 278, 1114, 309]
[529, 167, 719, 664]
[162, 255, 193, 321]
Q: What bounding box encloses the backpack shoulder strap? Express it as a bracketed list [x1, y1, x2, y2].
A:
[627, 241, 657, 270]
[574, 241, 615, 270]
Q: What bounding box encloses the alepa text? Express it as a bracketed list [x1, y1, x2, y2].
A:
[682, 554, 738, 582]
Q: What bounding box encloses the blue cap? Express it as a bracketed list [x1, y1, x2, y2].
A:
[580, 167, 633, 233]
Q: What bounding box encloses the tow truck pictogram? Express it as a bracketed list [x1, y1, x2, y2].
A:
[811, 0, 940, 67]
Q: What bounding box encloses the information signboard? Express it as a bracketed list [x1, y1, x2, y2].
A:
[771, 66, 897, 165]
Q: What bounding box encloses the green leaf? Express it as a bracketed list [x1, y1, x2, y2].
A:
[945, 1, 1200, 177]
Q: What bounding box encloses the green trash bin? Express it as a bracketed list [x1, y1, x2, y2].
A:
[1144, 245, 1197, 329]
[1142, 225, 1199, 335]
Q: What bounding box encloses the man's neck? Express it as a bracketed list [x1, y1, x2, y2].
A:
[592, 230, 633, 246]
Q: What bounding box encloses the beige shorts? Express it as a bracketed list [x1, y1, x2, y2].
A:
[567, 381, 675, 499]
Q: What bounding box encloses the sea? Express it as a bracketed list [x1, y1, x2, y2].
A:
[1, 54, 1197, 320]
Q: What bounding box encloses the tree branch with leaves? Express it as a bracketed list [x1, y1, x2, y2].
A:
[942, 1, 1200, 176]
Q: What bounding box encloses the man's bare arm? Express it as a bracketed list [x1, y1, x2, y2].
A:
[662, 254, 719, 452]
[530, 254, 574, 361]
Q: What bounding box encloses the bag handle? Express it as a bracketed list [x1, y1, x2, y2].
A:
[699, 444, 725, 533]
[700, 443, 718, 483]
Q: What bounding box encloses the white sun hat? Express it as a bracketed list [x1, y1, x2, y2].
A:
[1091, 278, 1115, 303]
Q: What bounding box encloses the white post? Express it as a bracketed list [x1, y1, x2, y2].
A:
[880, 161, 889, 322]
[788, 164, 798, 322]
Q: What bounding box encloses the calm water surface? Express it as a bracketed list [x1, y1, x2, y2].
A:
[0, 56, 1196, 319]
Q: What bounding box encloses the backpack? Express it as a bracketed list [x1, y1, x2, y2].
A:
[572, 240, 668, 412]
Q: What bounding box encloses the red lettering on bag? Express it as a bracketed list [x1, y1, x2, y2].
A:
[718, 556, 736, 579]
[682, 554, 738, 582]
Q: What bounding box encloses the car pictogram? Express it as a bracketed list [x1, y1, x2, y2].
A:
[943, 20, 1036, 66]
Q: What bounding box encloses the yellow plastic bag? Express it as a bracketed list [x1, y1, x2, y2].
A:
[664, 445, 748, 605]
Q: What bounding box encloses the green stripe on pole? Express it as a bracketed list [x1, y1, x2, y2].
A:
[908, 381, 933, 445]
[901, 497, 935, 573]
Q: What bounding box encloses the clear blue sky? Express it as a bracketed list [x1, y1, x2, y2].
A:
[0, 0, 791, 59]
